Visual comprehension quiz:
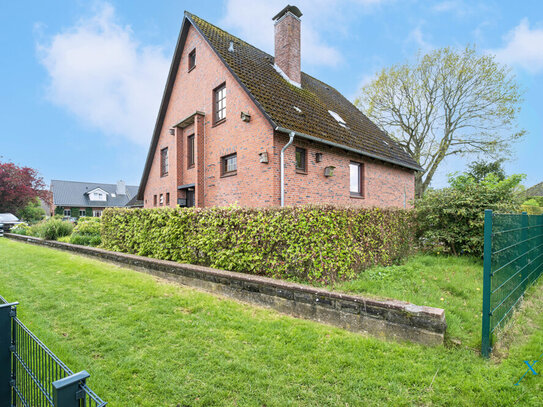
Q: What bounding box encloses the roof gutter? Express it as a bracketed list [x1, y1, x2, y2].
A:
[274, 126, 422, 172]
[280, 132, 295, 207]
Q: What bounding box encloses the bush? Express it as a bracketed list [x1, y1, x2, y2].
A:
[38, 218, 74, 240]
[69, 217, 101, 246]
[415, 173, 523, 256]
[101, 206, 414, 283]
[10, 224, 32, 236]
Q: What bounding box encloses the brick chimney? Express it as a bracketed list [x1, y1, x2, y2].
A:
[273, 5, 302, 86]
[116, 180, 126, 195]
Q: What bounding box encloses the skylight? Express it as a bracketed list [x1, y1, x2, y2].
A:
[328, 110, 347, 128]
[293, 106, 302, 114]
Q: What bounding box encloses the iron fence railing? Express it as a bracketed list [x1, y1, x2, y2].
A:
[482, 210, 543, 357]
[0, 294, 106, 406]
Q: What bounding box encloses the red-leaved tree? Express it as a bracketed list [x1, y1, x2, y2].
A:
[0, 161, 46, 214]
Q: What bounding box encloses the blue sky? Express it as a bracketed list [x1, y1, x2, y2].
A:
[1, 0, 541, 189]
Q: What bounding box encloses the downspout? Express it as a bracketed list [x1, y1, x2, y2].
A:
[280, 132, 295, 207]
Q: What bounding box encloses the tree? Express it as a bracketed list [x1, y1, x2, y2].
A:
[415, 172, 524, 256]
[466, 159, 506, 182]
[18, 197, 46, 224]
[0, 160, 46, 214]
[355, 46, 524, 198]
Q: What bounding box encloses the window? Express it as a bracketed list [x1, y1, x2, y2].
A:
[93, 210, 102, 217]
[79, 209, 86, 217]
[159, 194, 164, 206]
[160, 147, 169, 176]
[221, 153, 237, 177]
[153, 195, 157, 206]
[63, 209, 71, 217]
[295, 147, 307, 172]
[188, 135, 195, 168]
[213, 83, 226, 123]
[350, 162, 364, 197]
[328, 110, 347, 128]
[166, 192, 170, 205]
[188, 49, 196, 71]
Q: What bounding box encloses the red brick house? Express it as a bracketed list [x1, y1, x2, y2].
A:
[138, 5, 421, 209]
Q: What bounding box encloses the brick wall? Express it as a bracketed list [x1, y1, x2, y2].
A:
[143, 23, 416, 209]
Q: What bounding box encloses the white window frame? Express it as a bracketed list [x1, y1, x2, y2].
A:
[63, 209, 71, 217]
[93, 210, 102, 217]
[79, 209, 86, 217]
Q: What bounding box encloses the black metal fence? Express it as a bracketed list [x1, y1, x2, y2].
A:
[0, 295, 106, 406]
[481, 210, 543, 357]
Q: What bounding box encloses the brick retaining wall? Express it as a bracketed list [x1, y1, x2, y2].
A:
[5, 233, 446, 345]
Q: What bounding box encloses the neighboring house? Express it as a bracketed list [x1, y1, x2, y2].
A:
[51, 180, 139, 217]
[125, 195, 144, 208]
[138, 5, 421, 209]
[525, 182, 543, 197]
[38, 190, 53, 216]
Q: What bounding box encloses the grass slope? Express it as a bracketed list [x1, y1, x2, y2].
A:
[1, 239, 543, 406]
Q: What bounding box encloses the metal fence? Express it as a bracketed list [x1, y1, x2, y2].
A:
[481, 210, 543, 357]
[0, 295, 106, 406]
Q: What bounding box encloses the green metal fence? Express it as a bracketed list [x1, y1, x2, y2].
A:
[0, 294, 107, 406]
[481, 210, 543, 357]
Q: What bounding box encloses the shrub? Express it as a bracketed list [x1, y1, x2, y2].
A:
[101, 205, 415, 283]
[10, 224, 31, 236]
[415, 173, 523, 256]
[26, 218, 74, 240]
[69, 217, 101, 246]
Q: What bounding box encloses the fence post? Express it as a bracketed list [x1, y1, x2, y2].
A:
[481, 209, 493, 358]
[0, 302, 16, 407]
[52, 370, 90, 407]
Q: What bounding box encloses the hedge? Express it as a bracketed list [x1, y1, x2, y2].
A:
[101, 206, 414, 283]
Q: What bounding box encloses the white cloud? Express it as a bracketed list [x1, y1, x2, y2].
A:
[37, 3, 170, 145]
[220, 0, 388, 68]
[491, 19, 543, 73]
[405, 26, 434, 54]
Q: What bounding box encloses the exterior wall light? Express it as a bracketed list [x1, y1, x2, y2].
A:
[315, 152, 323, 162]
[259, 151, 269, 163]
[169, 128, 175, 136]
[241, 111, 251, 122]
[324, 166, 335, 177]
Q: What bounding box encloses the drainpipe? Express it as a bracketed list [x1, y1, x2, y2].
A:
[280, 132, 295, 207]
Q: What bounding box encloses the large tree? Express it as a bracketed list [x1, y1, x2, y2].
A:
[355, 46, 524, 198]
[0, 160, 46, 214]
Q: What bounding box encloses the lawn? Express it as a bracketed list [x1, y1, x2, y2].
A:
[1, 238, 543, 406]
[331, 255, 484, 348]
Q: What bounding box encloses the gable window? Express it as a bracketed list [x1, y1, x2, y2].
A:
[188, 49, 196, 71]
[160, 147, 169, 176]
[166, 192, 170, 205]
[350, 161, 364, 197]
[295, 147, 307, 172]
[153, 195, 157, 206]
[93, 210, 102, 217]
[221, 153, 237, 177]
[63, 209, 71, 217]
[213, 83, 226, 124]
[188, 135, 195, 168]
[79, 209, 86, 217]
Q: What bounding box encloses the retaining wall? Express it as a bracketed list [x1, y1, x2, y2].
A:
[5, 233, 446, 345]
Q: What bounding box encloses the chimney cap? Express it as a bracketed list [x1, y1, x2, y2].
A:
[272, 5, 302, 21]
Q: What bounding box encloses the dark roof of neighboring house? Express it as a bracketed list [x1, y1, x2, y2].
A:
[125, 195, 144, 208]
[51, 180, 139, 208]
[138, 12, 421, 199]
[525, 182, 543, 197]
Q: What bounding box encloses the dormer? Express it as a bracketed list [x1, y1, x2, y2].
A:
[86, 187, 108, 202]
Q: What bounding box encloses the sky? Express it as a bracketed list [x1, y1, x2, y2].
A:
[0, 0, 541, 189]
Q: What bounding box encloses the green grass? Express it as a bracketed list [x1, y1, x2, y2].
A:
[331, 255, 483, 348]
[1, 239, 543, 406]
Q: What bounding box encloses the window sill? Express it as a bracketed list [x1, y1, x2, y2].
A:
[188, 65, 196, 73]
[221, 171, 237, 178]
[212, 118, 226, 128]
[160, 173, 168, 178]
[296, 169, 308, 175]
[187, 164, 195, 169]
[350, 193, 365, 199]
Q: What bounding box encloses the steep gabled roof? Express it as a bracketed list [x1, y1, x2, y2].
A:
[138, 12, 421, 199]
[525, 182, 543, 197]
[51, 180, 139, 208]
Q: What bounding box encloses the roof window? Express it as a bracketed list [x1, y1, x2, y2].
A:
[328, 110, 347, 128]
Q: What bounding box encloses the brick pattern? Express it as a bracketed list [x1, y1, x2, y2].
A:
[274, 12, 301, 84]
[143, 24, 415, 209]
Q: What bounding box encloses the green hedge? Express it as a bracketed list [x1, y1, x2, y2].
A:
[101, 206, 414, 283]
